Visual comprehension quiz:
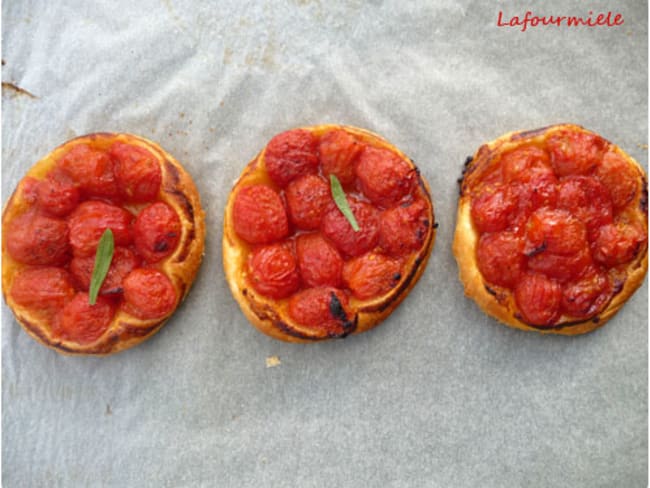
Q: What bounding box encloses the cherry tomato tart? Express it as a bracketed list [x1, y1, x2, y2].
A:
[2, 133, 205, 355]
[454, 124, 648, 334]
[223, 125, 436, 342]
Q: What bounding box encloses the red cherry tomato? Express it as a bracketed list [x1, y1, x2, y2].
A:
[133, 202, 181, 263]
[500, 145, 552, 183]
[342, 252, 402, 300]
[296, 233, 343, 288]
[557, 176, 613, 241]
[546, 130, 607, 177]
[264, 129, 319, 188]
[109, 142, 162, 202]
[285, 174, 332, 230]
[288, 287, 352, 336]
[36, 173, 80, 217]
[593, 222, 647, 267]
[594, 151, 640, 209]
[10, 267, 75, 315]
[476, 232, 525, 289]
[379, 198, 431, 256]
[561, 267, 612, 319]
[232, 185, 289, 244]
[470, 185, 518, 233]
[514, 273, 562, 326]
[58, 144, 119, 199]
[247, 242, 300, 299]
[122, 268, 178, 319]
[527, 247, 592, 283]
[68, 201, 134, 257]
[70, 247, 139, 294]
[6, 211, 70, 265]
[355, 146, 415, 206]
[57, 293, 115, 344]
[321, 196, 380, 257]
[318, 129, 363, 185]
[525, 208, 587, 256]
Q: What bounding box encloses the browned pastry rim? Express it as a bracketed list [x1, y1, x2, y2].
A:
[223, 124, 436, 342]
[2, 133, 206, 355]
[453, 123, 648, 335]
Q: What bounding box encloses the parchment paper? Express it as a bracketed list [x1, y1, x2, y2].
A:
[2, 1, 647, 486]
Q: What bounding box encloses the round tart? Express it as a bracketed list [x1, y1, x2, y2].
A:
[453, 124, 648, 334]
[223, 125, 436, 342]
[2, 133, 205, 355]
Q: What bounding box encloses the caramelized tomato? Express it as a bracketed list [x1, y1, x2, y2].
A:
[470, 185, 517, 233]
[264, 129, 319, 188]
[232, 185, 289, 245]
[248, 243, 300, 299]
[69, 247, 139, 294]
[10, 267, 75, 314]
[123, 268, 178, 319]
[36, 173, 80, 217]
[68, 201, 134, 257]
[593, 222, 647, 267]
[379, 199, 430, 256]
[342, 252, 402, 300]
[595, 151, 640, 209]
[557, 176, 613, 240]
[527, 248, 592, 283]
[285, 174, 332, 230]
[500, 145, 552, 184]
[321, 196, 380, 257]
[287, 287, 352, 336]
[110, 142, 162, 202]
[6, 211, 70, 265]
[133, 202, 181, 263]
[476, 232, 525, 288]
[355, 146, 415, 206]
[547, 130, 607, 177]
[318, 129, 363, 185]
[296, 233, 343, 288]
[58, 144, 119, 199]
[561, 267, 612, 319]
[58, 293, 115, 344]
[514, 273, 562, 326]
[525, 208, 587, 256]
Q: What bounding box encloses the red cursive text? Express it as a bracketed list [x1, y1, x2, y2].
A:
[497, 10, 624, 32]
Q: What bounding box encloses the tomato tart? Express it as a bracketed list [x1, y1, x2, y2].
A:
[454, 124, 648, 334]
[2, 133, 205, 355]
[223, 125, 436, 342]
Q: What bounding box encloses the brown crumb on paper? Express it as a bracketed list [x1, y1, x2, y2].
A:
[265, 355, 281, 368]
[636, 143, 648, 150]
[2, 82, 37, 99]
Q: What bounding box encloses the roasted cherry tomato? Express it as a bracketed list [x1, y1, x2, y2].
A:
[593, 222, 647, 267]
[288, 287, 352, 336]
[6, 211, 70, 265]
[470, 184, 518, 233]
[514, 273, 562, 326]
[285, 174, 332, 230]
[10, 267, 75, 315]
[525, 208, 587, 256]
[546, 130, 607, 177]
[57, 293, 115, 344]
[355, 146, 414, 206]
[594, 150, 640, 209]
[318, 129, 363, 186]
[36, 172, 80, 217]
[561, 267, 612, 319]
[557, 175, 614, 241]
[232, 184, 289, 245]
[70, 247, 139, 294]
[321, 196, 380, 257]
[342, 252, 402, 300]
[527, 247, 592, 283]
[68, 201, 134, 257]
[58, 144, 119, 199]
[122, 268, 178, 320]
[500, 145, 553, 184]
[476, 232, 525, 289]
[109, 142, 162, 203]
[133, 202, 181, 263]
[296, 233, 343, 288]
[248, 242, 300, 299]
[379, 199, 430, 256]
[264, 129, 319, 188]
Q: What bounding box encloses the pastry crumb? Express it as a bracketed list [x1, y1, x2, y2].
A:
[636, 143, 648, 150]
[265, 355, 281, 368]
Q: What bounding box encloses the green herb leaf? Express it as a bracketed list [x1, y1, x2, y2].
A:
[329, 174, 360, 232]
[88, 229, 115, 305]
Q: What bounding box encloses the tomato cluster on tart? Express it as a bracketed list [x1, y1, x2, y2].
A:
[2, 133, 205, 355]
[454, 124, 648, 334]
[223, 125, 436, 342]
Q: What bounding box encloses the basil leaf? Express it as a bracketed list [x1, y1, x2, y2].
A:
[88, 229, 115, 305]
[329, 174, 360, 232]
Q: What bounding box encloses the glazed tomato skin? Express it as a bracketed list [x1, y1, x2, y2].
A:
[514, 273, 562, 326]
[476, 232, 525, 289]
[58, 144, 119, 199]
[288, 287, 352, 335]
[594, 151, 640, 209]
[109, 142, 162, 202]
[527, 247, 592, 283]
[6, 211, 70, 265]
[470, 185, 517, 233]
[68, 201, 134, 257]
[546, 130, 607, 177]
[500, 145, 552, 184]
[58, 293, 115, 344]
[285, 174, 332, 230]
[10, 267, 75, 314]
[232, 185, 289, 245]
[525, 208, 587, 256]
[70, 247, 139, 294]
[379, 198, 430, 256]
[36, 174, 80, 217]
[321, 196, 380, 257]
[342, 252, 402, 300]
[264, 129, 319, 188]
[557, 176, 613, 240]
[561, 267, 612, 319]
[593, 222, 647, 267]
[133, 202, 182, 263]
[355, 146, 415, 206]
[318, 129, 363, 185]
[296, 233, 343, 288]
[123, 268, 178, 319]
[247, 243, 300, 299]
